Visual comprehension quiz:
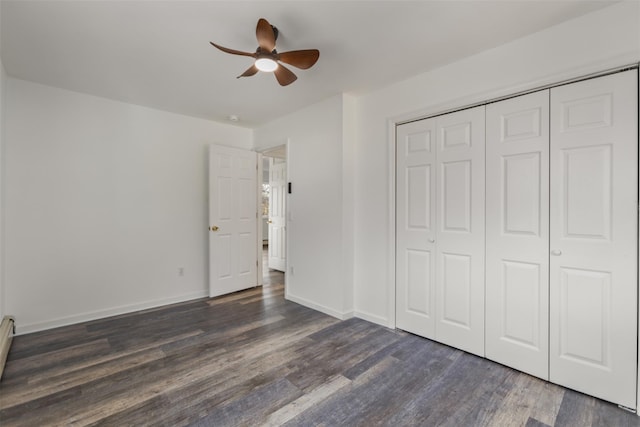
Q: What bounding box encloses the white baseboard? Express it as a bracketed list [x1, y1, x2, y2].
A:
[354, 310, 391, 328]
[16, 290, 209, 335]
[285, 293, 354, 321]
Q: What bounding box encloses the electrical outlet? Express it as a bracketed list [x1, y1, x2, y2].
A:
[178, 267, 184, 277]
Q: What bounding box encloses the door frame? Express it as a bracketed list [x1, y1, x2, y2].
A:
[256, 140, 289, 293]
[386, 64, 640, 411]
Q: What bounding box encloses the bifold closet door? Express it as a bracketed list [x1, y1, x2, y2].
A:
[435, 106, 485, 356]
[485, 90, 550, 379]
[549, 70, 638, 408]
[396, 118, 437, 339]
[396, 106, 485, 356]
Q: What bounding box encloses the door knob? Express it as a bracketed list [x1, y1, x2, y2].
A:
[428, 238, 435, 243]
[210, 226, 219, 232]
[551, 249, 562, 256]
[268, 220, 273, 224]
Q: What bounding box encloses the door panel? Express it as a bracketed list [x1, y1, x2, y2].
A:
[268, 158, 287, 272]
[407, 165, 431, 229]
[550, 70, 637, 408]
[441, 252, 471, 328]
[396, 118, 437, 338]
[209, 145, 258, 297]
[562, 145, 611, 239]
[406, 249, 432, 315]
[440, 160, 471, 232]
[486, 89, 550, 379]
[503, 152, 541, 236]
[436, 106, 485, 357]
[558, 267, 610, 367]
[500, 260, 541, 348]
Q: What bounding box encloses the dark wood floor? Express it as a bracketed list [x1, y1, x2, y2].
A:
[1, 261, 639, 426]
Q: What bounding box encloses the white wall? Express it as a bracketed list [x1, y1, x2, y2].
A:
[353, 1, 640, 326]
[254, 94, 355, 319]
[5, 79, 252, 333]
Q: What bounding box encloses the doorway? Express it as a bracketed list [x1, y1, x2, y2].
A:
[260, 144, 287, 285]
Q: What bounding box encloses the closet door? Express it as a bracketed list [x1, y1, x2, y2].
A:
[549, 70, 638, 408]
[396, 118, 437, 338]
[486, 90, 550, 379]
[435, 106, 485, 356]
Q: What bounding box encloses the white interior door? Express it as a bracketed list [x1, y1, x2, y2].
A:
[549, 70, 638, 408]
[396, 118, 437, 339]
[435, 106, 486, 357]
[209, 144, 258, 298]
[485, 90, 550, 379]
[268, 158, 287, 272]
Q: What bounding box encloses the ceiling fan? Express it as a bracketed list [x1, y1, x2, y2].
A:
[210, 18, 320, 86]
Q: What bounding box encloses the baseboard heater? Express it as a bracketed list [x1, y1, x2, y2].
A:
[0, 316, 15, 381]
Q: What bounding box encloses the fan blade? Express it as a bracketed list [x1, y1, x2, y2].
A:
[278, 49, 320, 70]
[237, 64, 259, 78]
[273, 63, 297, 86]
[210, 42, 256, 58]
[256, 18, 276, 52]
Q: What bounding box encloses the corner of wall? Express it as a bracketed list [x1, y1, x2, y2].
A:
[354, 309, 390, 328]
[0, 60, 6, 321]
[342, 94, 357, 313]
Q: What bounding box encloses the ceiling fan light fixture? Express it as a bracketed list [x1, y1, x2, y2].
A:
[210, 18, 318, 86]
[255, 57, 278, 72]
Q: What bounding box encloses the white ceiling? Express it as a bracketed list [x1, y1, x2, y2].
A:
[0, 1, 617, 128]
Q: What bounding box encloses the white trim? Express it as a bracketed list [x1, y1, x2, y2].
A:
[256, 140, 289, 294]
[16, 290, 209, 335]
[257, 152, 264, 287]
[389, 57, 638, 127]
[354, 309, 389, 328]
[637, 68, 640, 415]
[286, 293, 354, 321]
[285, 139, 291, 299]
[387, 119, 397, 330]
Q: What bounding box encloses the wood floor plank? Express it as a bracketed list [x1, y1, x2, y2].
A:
[0, 348, 166, 411]
[1, 263, 639, 427]
[432, 361, 516, 426]
[341, 333, 408, 381]
[28, 330, 203, 385]
[526, 378, 565, 426]
[384, 352, 495, 426]
[283, 339, 457, 426]
[189, 377, 302, 427]
[2, 338, 110, 383]
[554, 389, 596, 426]
[481, 371, 561, 426]
[206, 287, 267, 305]
[261, 374, 352, 427]
[284, 322, 402, 392]
[449, 367, 522, 426]
[240, 290, 285, 305]
[526, 417, 552, 427]
[6, 324, 89, 361]
[591, 399, 640, 427]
